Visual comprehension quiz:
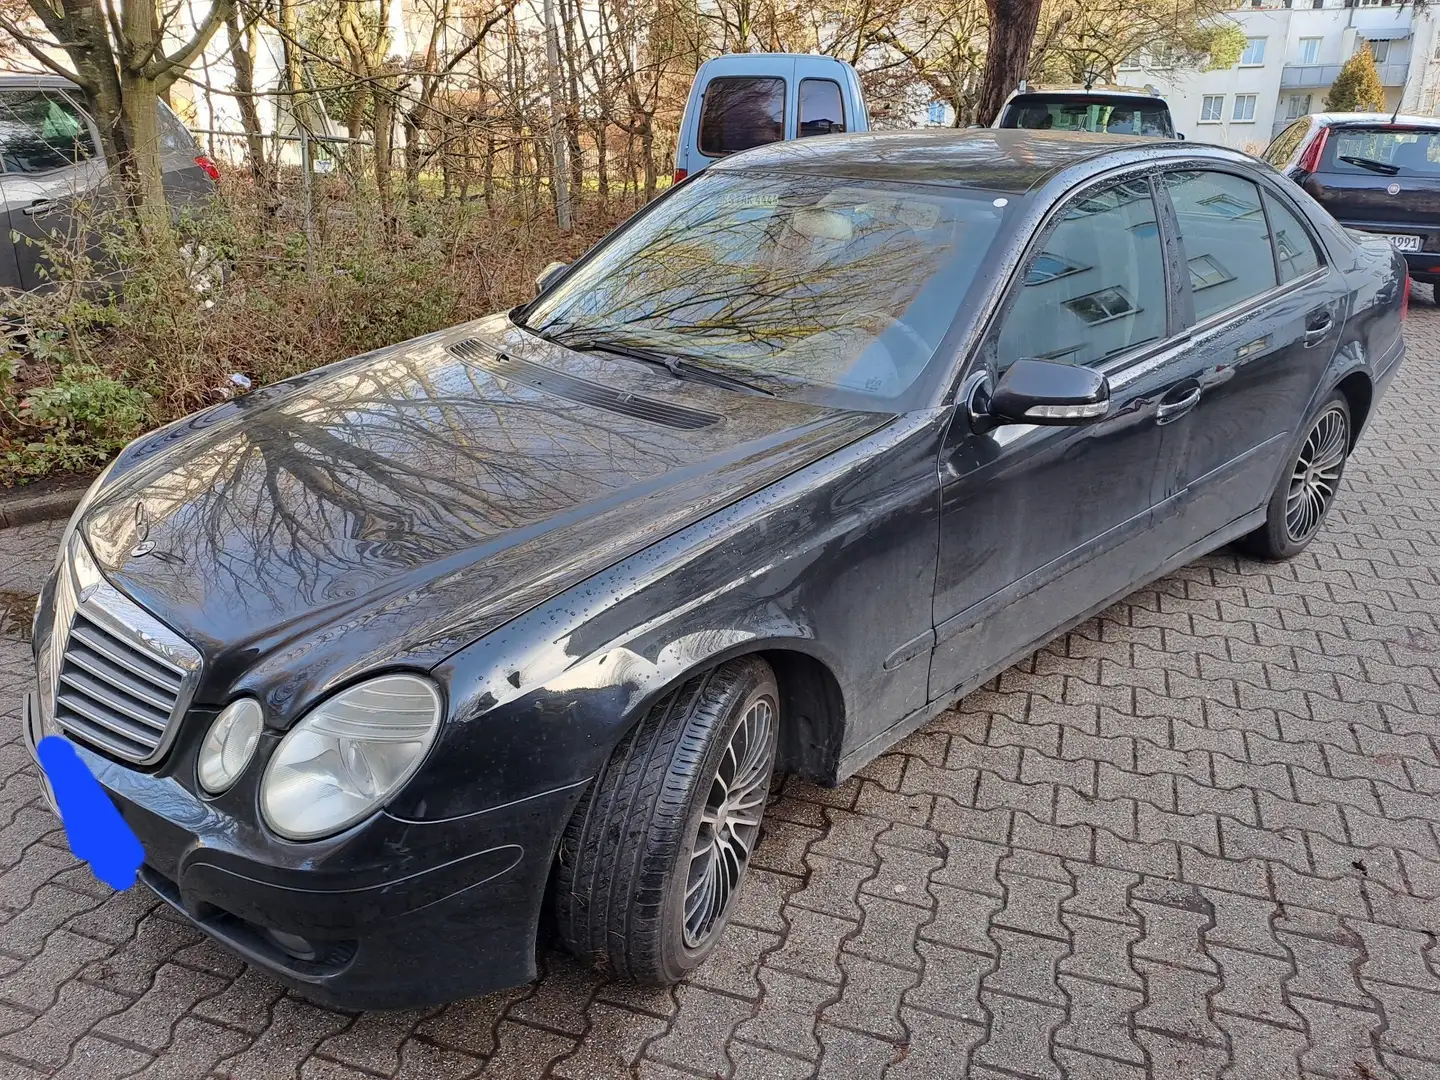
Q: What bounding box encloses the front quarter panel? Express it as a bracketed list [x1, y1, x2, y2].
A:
[394, 410, 949, 822]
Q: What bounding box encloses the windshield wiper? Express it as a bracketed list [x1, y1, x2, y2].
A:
[1338, 154, 1400, 175]
[537, 328, 776, 397]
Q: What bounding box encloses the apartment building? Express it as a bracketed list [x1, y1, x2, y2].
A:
[1128, 0, 1440, 152]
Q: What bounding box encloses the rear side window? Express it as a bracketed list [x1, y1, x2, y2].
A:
[1323, 127, 1440, 176]
[1263, 191, 1322, 282]
[156, 102, 197, 153]
[699, 77, 785, 157]
[997, 177, 1167, 370]
[1265, 120, 1309, 168]
[0, 90, 96, 174]
[1164, 171, 1277, 321]
[798, 79, 845, 137]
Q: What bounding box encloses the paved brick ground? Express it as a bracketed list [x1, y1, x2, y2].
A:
[3, 304, 1440, 1080]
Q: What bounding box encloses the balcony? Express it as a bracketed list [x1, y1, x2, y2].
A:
[1281, 61, 1410, 88]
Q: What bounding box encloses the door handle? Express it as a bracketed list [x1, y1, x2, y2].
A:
[21, 199, 56, 217]
[1303, 313, 1333, 347]
[1156, 386, 1201, 425]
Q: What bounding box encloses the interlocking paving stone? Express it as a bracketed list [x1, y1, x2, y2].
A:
[4, 304, 1440, 1076]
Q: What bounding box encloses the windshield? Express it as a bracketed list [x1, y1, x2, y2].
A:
[1001, 95, 1174, 137]
[522, 170, 1009, 408]
[1324, 127, 1440, 176]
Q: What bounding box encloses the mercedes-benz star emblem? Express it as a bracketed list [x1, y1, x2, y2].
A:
[130, 502, 156, 558]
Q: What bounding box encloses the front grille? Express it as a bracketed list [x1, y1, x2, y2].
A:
[55, 611, 186, 761]
[41, 536, 202, 766]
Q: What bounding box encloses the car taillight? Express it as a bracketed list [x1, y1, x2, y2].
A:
[1402, 274, 1411, 321]
[673, 168, 687, 184]
[1296, 127, 1329, 174]
[195, 155, 221, 182]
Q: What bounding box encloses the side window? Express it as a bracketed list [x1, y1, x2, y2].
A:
[156, 102, 197, 153]
[997, 178, 1167, 370]
[0, 90, 96, 174]
[1265, 120, 1308, 167]
[798, 79, 845, 137]
[1263, 190, 1322, 282]
[1164, 171, 1277, 321]
[698, 77, 785, 157]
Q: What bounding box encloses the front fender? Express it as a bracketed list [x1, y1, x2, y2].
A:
[390, 409, 947, 822]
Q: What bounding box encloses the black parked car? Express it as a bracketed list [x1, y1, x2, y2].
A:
[24, 130, 1405, 1009]
[1265, 112, 1440, 286]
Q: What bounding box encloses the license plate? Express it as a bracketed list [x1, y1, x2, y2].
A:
[1383, 233, 1422, 252]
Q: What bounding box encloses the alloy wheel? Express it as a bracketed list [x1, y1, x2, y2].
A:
[1285, 405, 1348, 543]
[682, 694, 776, 950]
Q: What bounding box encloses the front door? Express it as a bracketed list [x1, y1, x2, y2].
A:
[930, 173, 1197, 702]
[0, 86, 106, 291]
[1151, 168, 1347, 549]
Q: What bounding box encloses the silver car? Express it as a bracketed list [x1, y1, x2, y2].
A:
[1, 73, 217, 292]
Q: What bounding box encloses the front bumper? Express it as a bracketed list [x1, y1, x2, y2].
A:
[22, 690, 577, 1010]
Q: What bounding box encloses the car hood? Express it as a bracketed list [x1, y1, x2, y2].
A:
[79, 314, 889, 716]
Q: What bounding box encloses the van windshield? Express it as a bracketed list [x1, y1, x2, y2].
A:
[521, 170, 1010, 409]
[1001, 94, 1174, 137]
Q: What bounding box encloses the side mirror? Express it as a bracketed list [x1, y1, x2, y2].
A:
[1176, 132, 1186, 140]
[535, 260, 568, 295]
[973, 358, 1110, 433]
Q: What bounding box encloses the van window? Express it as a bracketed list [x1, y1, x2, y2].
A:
[699, 77, 785, 157]
[0, 90, 96, 174]
[799, 79, 845, 137]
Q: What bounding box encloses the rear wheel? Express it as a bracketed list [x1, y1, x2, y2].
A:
[554, 657, 779, 983]
[1243, 391, 1351, 560]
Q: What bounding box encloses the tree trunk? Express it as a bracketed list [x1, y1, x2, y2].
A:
[639, 121, 656, 202]
[373, 87, 396, 220]
[975, 0, 1044, 126]
[225, 8, 270, 192]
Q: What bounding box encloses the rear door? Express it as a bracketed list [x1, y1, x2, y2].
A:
[1151, 167, 1346, 549]
[1298, 124, 1440, 247]
[0, 86, 106, 291]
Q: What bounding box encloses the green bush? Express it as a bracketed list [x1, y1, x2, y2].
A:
[1, 178, 632, 486]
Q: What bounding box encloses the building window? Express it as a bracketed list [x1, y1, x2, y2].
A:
[1119, 54, 1141, 70]
[1240, 37, 1266, 65]
[1286, 93, 1312, 119]
[1365, 39, 1391, 63]
[1201, 95, 1225, 122]
[1298, 37, 1321, 64]
[1233, 94, 1258, 122]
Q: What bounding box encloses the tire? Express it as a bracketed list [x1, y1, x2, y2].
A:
[1243, 391, 1351, 560]
[554, 656, 779, 984]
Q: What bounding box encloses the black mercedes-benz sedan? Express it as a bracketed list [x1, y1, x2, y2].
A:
[23, 130, 1405, 1009]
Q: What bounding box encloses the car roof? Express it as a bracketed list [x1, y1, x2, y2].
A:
[1008, 88, 1165, 103]
[708, 128, 1184, 194]
[0, 73, 80, 90]
[1309, 111, 1440, 129]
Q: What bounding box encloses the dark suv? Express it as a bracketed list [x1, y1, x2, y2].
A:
[1, 73, 218, 292]
[1265, 112, 1440, 285]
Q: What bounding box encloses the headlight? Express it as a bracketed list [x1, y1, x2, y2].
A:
[260, 674, 441, 841]
[51, 456, 119, 581]
[197, 698, 264, 794]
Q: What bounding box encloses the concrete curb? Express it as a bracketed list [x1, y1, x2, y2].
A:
[0, 484, 86, 531]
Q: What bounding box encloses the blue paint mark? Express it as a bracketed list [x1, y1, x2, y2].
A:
[36, 736, 143, 890]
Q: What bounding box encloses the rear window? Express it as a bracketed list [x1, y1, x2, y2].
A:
[157, 102, 197, 153]
[699, 77, 785, 157]
[1323, 127, 1440, 176]
[1000, 94, 1174, 137]
[799, 79, 845, 137]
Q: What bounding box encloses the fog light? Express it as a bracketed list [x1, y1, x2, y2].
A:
[264, 928, 317, 961]
[197, 698, 264, 794]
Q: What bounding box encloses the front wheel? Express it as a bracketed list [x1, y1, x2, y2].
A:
[1243, 391, 1351, 560]
[554, 657, 779, 983]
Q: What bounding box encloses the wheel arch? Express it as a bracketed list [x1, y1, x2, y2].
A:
[1335, 369, 1373, 449]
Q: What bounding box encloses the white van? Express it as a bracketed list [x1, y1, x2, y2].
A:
[673, 54, 869, 183]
